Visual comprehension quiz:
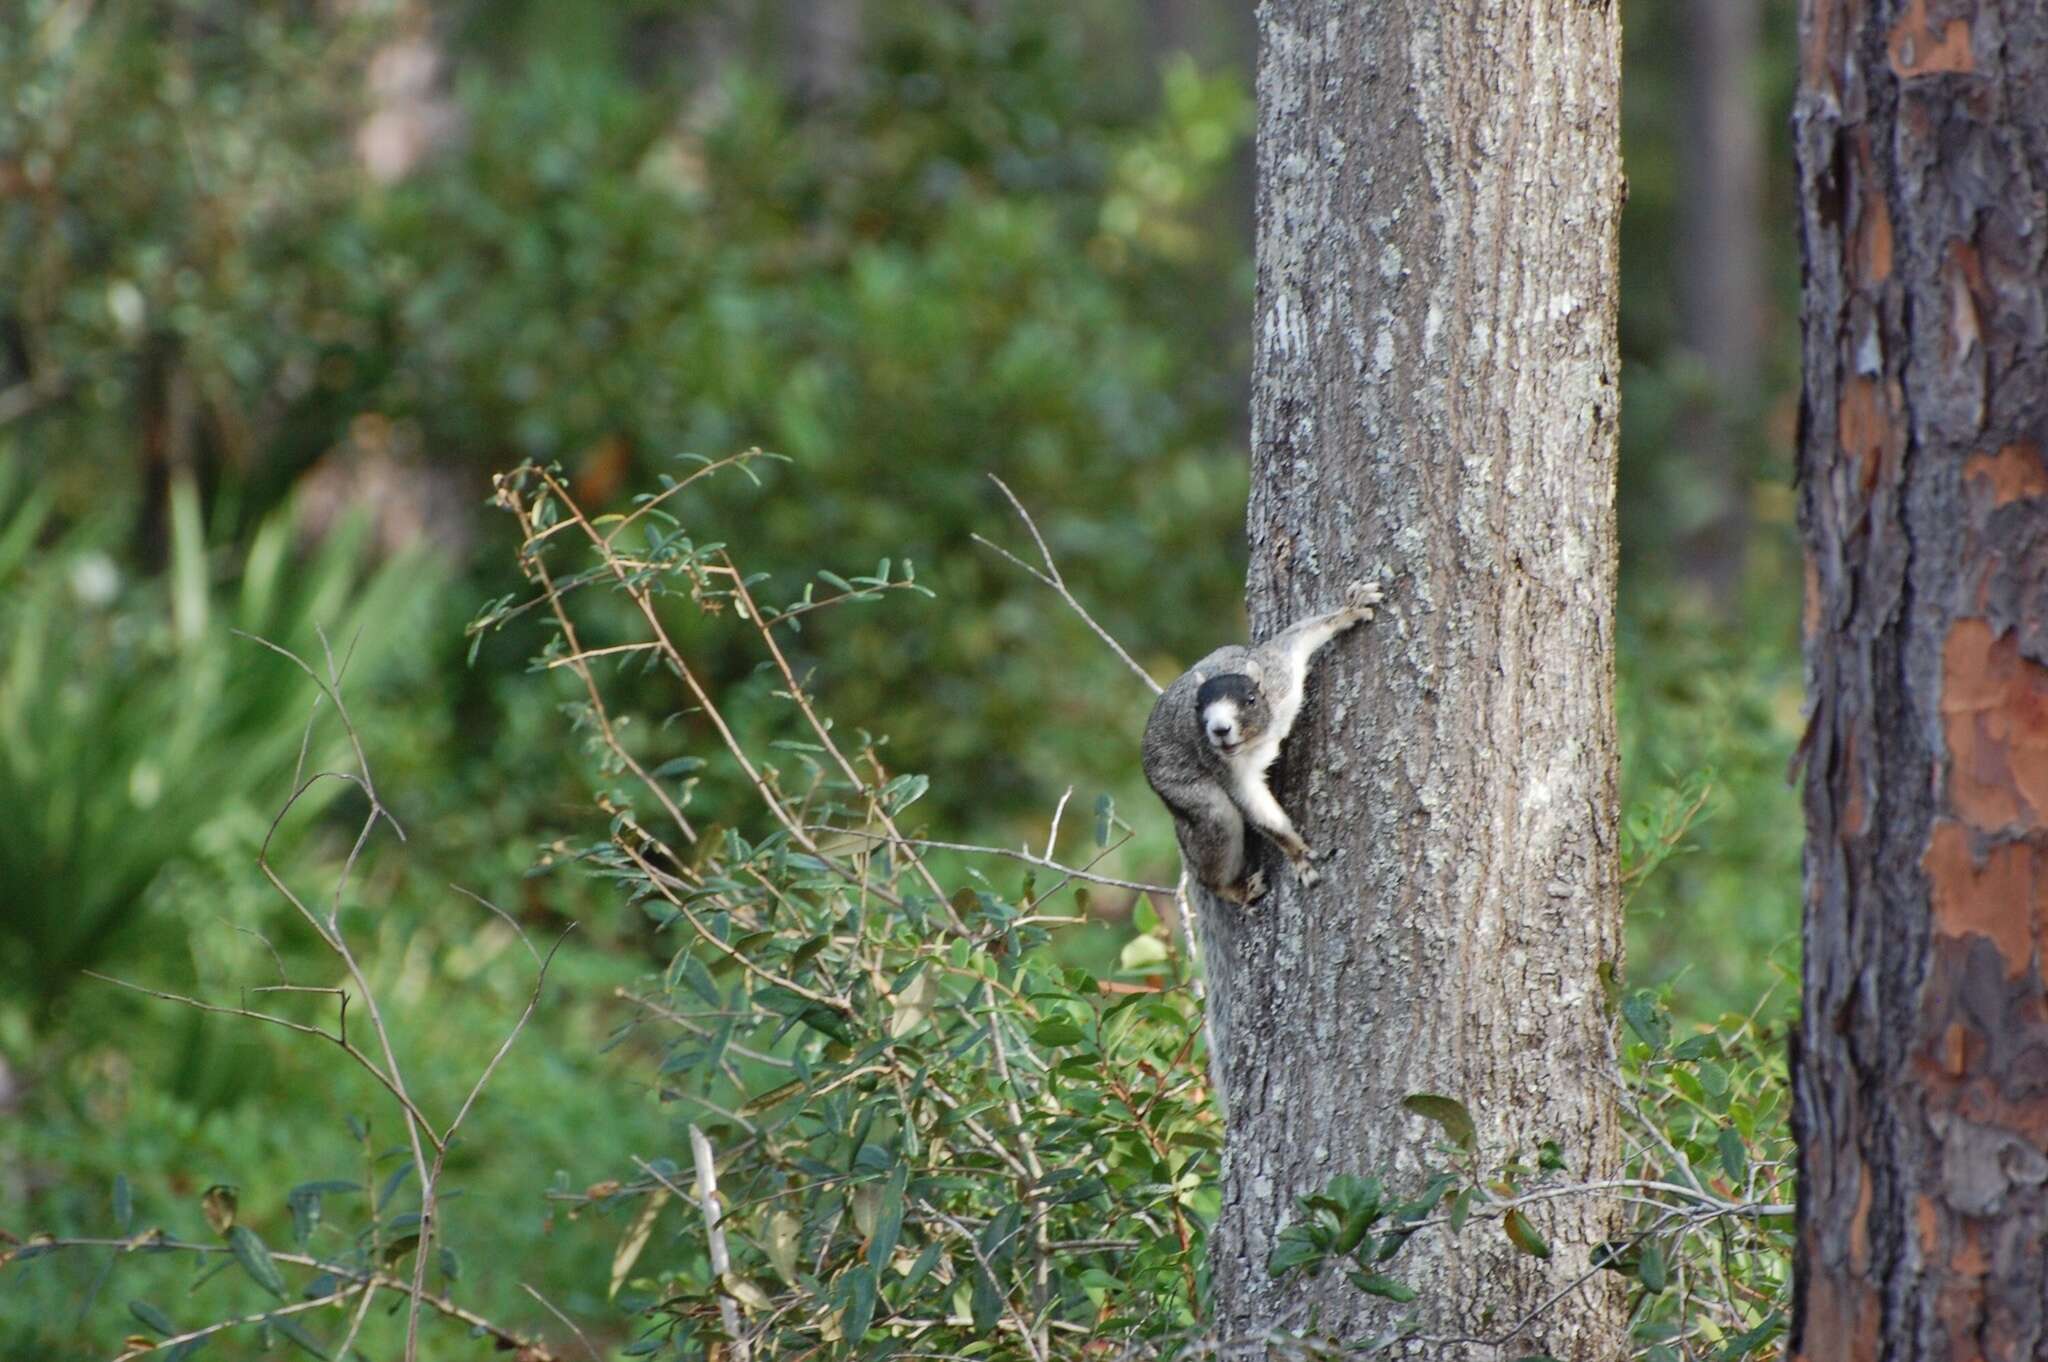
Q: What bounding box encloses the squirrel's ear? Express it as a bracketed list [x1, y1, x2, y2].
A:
[1243, 659, 1265, 690]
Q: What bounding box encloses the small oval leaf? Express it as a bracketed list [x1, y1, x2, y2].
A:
[1503, 1209, 1551, 1260]
[1401, 1094, 1476, 1152]
[230, 1226, 288, 1299]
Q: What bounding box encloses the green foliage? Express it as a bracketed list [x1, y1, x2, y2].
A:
[0, 455, 440, 1007]
[1264, 987, 1792, 1359]
[486, 463, 1217, 1356]
[1606, 985, 1793, 1359]
[2, 922, 677, 1359]
[1618, 589, 1804, 1020]
[3, 0, 1256, 829]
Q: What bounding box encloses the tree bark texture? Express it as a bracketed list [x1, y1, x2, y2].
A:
[1792, 1, 2048, 1358]
[1199, 2, 1628, 1354]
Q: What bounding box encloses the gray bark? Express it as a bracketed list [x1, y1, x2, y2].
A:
[1198, 1, 1629, 1355]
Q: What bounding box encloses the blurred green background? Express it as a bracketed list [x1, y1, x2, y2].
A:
[1, 0, 1803, 1354]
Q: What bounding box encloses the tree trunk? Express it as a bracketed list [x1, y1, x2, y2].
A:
[1199, 1, 1628, 1354]
[1676, 0, 1768, 599]
[1791, 1, 2048, 1357]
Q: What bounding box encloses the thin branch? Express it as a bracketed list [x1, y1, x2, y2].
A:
[28, 1237, 555, 1360]
[83, 972, 439, 1147]
[513, 504, 699, 846]
[1043, 786, 1073, 862]
[523, 1282, 603, 1362]
[450, 883, 543, 967]
[974, 474, 1160, 696]
[616, 836, 853, 1015]
[687, 1128, 750, 1362]
[916, 1201, 1049, 1362]
[109, 1285, 364, 1361]
[811, 827, 1173, 896]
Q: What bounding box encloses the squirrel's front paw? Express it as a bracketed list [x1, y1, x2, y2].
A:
[1295, 858, 1322, 889]
[1241, 868, 1269, 904]
[1346, 578, 1385, 614]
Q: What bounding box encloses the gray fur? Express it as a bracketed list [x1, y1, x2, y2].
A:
[1141, 579, 1382, 905]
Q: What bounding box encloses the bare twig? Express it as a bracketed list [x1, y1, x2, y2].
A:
[811, 827, 1173, 896]
[109, 1285, 365, 1361]
[973, 474, 1160, 696]
[82, 971, 439, 1147]
[1043, 786, 1074, 861]
[523, 1282, 603, 1362]
[24, 1237, 555, 1360]
[688, 1127, 750, 1362]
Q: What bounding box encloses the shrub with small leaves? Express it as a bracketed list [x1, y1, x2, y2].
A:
[477, 460, 1218, 1357]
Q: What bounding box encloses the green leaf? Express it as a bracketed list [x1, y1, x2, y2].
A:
[902, 1239, 944, 1289]
[376, 1162, 414, 1213]
[1591, 1239, 1637, 1275]
[129, 1301, 176, 1336]
[1621, 991, 1669, 1052]
[1401, 1094, 1476, 1151]
[888, 967, 940, 1040]
[1030, 1017, 1087, 1047]
[1332, 1187, 1382, 1255]
[269, 1313, 330, 1358]
[1266, 1224, 1324, 1277]
[1347, 1271, 1417, 1303]
[1118, 934, 1172, 972]
[286, 1183, 337, 1246]
[230, 1226, 288, 1299]
[1718, 1123, 1749, 1183]
[1639, 1238, 1668, 1293]
[868, 1164, 909, 1269]
[1672, 1033, 1721, 1062]
[841, 1264, 878, 1340]
[1502, 1209, 1550, 1260]
[1449, 1188, 1474, 1234]
[969, 1264, 1002, 1332]
[1093, 794, 1114, 848]
[1721, 1311, 1785, 1358]
[1392, 1174, 1456, 1222]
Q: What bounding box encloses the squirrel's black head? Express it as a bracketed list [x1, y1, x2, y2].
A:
[1195, 672, 1262, 756]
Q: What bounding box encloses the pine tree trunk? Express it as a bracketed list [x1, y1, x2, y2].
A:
[1198, 1, 1628, 1353]
[1792, 1, 2048, 1356]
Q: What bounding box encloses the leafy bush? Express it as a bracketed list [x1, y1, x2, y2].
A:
[475, 461, 1216, 1356]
